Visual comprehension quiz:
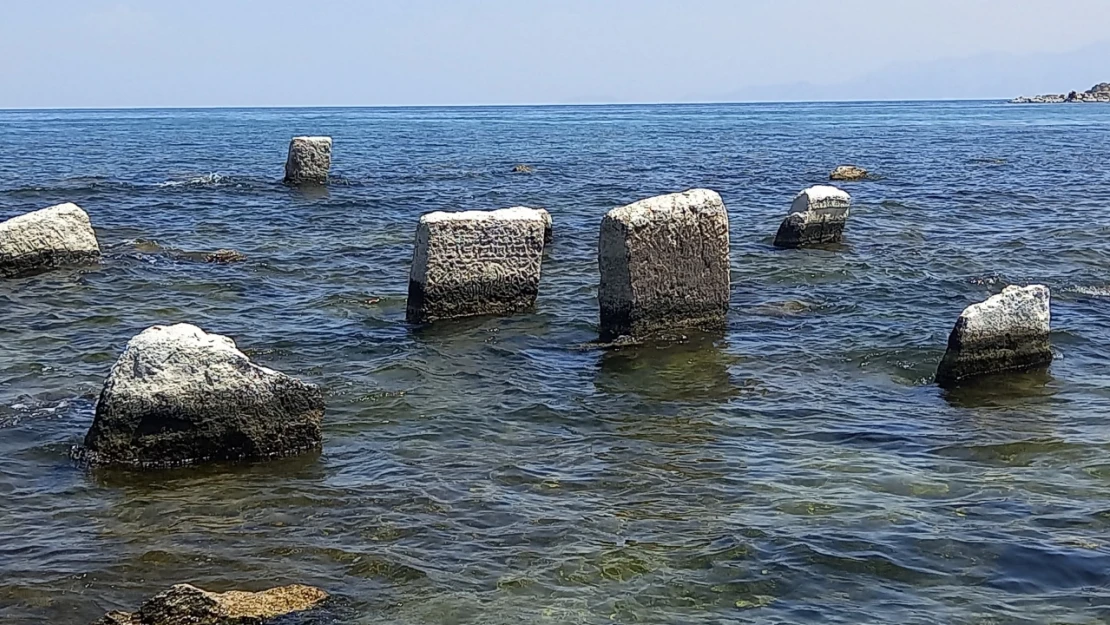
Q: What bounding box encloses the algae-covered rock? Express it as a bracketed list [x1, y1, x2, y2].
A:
[92, 583, 328, 624]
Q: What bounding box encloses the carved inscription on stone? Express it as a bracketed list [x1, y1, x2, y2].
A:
[407, 207, 546, 323]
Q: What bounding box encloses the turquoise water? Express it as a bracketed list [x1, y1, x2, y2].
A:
[3, 101, 1110, 623]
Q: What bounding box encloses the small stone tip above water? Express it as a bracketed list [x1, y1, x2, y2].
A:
[830, 165, 869, 181]
[204, 249, 246, 264]
[936, 285, 1053, 387]
[92, 583, 328, 625]
[511, 163, 535, 174]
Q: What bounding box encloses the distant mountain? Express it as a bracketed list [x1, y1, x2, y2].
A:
[713, 40, 1110, 102]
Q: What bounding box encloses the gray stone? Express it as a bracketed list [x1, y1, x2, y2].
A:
[830, 165, 869, 181]
[598, 189, 731, 342]
[935, 285, 1053, 387]
[92, 583, 328, 625]
[283, 136, 332, 184]
[773, 185, 851, 248]
[0, 203, 100, 278]
[536, 207, 553, 245]
[406, 207, 546, 323]
[82, 324, 324, 468]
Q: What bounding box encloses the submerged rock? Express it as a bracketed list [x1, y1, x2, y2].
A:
[406, 207, 546, 323]
[935, 285, 1053, 387]
[598, 189, 731, 342]
[204, 249, 246, 264]
[82, 324, 324, 468]
[773, 185, 851, 248]
[93, 583, 328, 625]
[0, 202, 100, 278]
[283, 136, 332, 185]
[830, 165, 869, 181]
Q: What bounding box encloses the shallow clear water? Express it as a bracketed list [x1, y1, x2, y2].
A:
[3, 102, 1110, 624]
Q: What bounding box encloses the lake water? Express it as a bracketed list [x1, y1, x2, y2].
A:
[3, 102, 1110, 624]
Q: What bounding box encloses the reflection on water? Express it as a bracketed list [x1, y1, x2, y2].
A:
[3, 102, 1110, 624]
[594, 332, 744, 402]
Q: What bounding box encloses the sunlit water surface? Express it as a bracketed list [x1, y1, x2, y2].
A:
[3, 102, 1110, 624]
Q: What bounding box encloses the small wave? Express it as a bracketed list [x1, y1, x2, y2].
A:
[156, 173, 233, 188]
[1, 397, 76, 428]
[1065, 286, 1110, 297]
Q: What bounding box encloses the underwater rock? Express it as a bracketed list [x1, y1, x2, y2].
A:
[773, 185, 851, 248]
[82, 324, 324, 468]
[93, 583, 328, 625]
[935, 285, 1053, 387]
[0, 202, 100, 278]
[406, 207, 546, 323]
[204, 249, 246, 264]
[597, 189, 731, 342]
[283, 136, 332, 184]
[830, 165, 869, 181]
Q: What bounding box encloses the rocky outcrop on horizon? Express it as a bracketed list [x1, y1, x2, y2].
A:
[1011, 82, 1110, 103]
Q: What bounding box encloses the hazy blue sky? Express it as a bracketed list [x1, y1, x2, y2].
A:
[2, 0, 1109, 107]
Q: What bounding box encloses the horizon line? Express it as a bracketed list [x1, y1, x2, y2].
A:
[0, 97, 1012, 112]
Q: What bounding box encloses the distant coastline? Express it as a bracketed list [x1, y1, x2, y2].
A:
[1011, 82, 1110, 103]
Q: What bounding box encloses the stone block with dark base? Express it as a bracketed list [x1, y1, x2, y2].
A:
[81, 324, 325, 468]
[0, 203, 100, 278]
[773, 185, 851, 248]
[935, 285, 1053, 387]
[598, 189, 731, 342]
[406, 207, 546, 323]
[283, 136, 332, 184]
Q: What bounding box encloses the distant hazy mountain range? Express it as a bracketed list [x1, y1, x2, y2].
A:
[713, 40, 1110, 102]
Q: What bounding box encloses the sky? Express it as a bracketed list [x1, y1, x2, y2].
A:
[2, 0, 1109, 108]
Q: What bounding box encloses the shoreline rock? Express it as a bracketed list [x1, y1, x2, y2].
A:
[0, 203, 100, 278]
[935, 285, 1053, 387]
[283, 136, 332, 184]
[598, 189, 731, 342]
[406, 207, 547, 323]
[773, 185, 851, 248]
[1011, 82, 1110, 104]
[94, 583, 328, 625]
[81, 324, 324, 468]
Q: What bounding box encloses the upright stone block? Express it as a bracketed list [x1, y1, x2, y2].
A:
[936, 285, 1053, 387]
[0, 202, 100, 278]
[773, 185, 851, 248]
[406, 207, 546, 323]
[598, 189, 731, 341]
[283, 136, 332, 184]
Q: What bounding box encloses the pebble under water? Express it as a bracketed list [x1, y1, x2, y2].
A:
[3, 102, 1110, 624]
